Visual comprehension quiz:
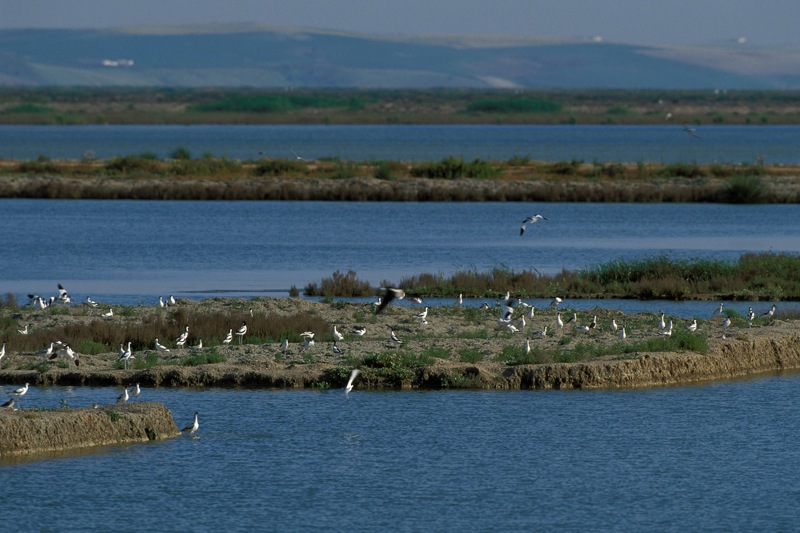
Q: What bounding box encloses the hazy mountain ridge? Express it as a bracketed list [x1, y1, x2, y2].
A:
[2, 25, 800, 89]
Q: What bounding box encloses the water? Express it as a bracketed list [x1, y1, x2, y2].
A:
[2, 377, 800, 531]
[2, 199, 798, 317]
[0, 124, 797, 164]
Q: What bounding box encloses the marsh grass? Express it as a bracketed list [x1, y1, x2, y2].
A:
[395, 253, 800, 300]
[303, 270, 374, 297]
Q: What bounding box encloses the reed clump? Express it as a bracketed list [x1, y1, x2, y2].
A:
[303, 270, 375, 297]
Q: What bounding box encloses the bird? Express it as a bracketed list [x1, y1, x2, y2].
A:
[17, 324, 28, 335]
[169, 295, 177, 306]
[712, 302, 724, 317]
[589, 315, 597, 331]
[130, 383, 141, 399]
[182, 411, 200, 434]
[520, 214, 547, 236]
[455, 294, 463, 308]
[119, 342, 134, 369]
[279, 338, 289, 353]
[57, 283, 71, 304]
[409, 297, 423, 305]
[524, 338, 531, 356]
[345, 369, 361, 394]
[556, 313, 564, 332]
[528, 306, 536, 319]
[416, 307, 429, 321]
[9, 383, 29, 398]
[566, 313, 577, 328]
[351, 326, 367, 338]
[332, 341, 344, 355]
[763, 304, 777, 319]
[176, 325, 189, 349]
[1, 398, 14, 410]
[116, 387, 129, 403]
[658, 314, 666, 331]
[748, 307, 756, 326]
[550, 297, 563, 308]
[618, 327, 627, 340]
[575, 325, 590, 334]
[687, 319, 698, 332]
[720, 317, 732, 329]
[154, 338, 170, 354]
[682, 124, 700, 138]
[0, 342, 5, 367]
[192, 338, 203, 351]
[85, 296, 98, 307]
[532, 326, 548, 337]
[505, 323, 519, 334]
[102, 308, 113, 318]
[55, 343, 79, 366]
[610, 319, 619, 333]
[222, 329, 233, 345]
[300, 331, 315, 349]
[375, 287, 406, 314]
[659, 321, 673, 338]
[389, 329, 402, 345]
[159, 296, 166, 308]
[332, 325, 344, 342]
[235, 321, 247, 344]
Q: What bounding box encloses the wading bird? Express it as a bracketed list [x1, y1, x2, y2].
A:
[182, 411, 200, 435]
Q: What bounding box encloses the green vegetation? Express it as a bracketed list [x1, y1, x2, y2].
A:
[410, 156, 501, 180]
[3, 88, 800, 125]
[304, 270, 375, 298]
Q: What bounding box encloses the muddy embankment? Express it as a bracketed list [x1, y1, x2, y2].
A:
[2, 174, 800, 202]
[0, 402, 180, 458]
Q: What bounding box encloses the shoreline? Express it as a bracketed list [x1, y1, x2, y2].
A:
[1, 298, 798, 392]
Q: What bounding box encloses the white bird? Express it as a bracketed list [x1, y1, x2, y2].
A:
[556, 313, 564, 332]
[9, 383, 29, 398]
[589, 315, 597, 331]
[410, 297, 423, 304]
[55, 344, 79, 366]
[192, 338, 203, 351]
[550, 297, 563, 308]
[159, 296, 166, 308]
[566, 313, 577, 327]
[687, 319, 698, 332]
[302, 337, 315, 349]
[169, 295, 177, 306]
[375, 288, 406, 314]
[610, 319, 619, 333]
[332, 325, 344, 342]
[416, 307, 429, 321]
[720, 317, 732, 329]
[524, 338, 531, 356]
[520, 214, 547, 236]
[222, 329, 233, 345]
[17, 324, 28, 335]
[532, 326, 548, 337]
[345, 369, 361, 394]
[116, 387, 129, 403]
[0, 342, 5, 367]
[389, 329, 402, 344]
[102, 308, 113, 318]
[182, 411, 199, 434]
[455, 294, 463, 308]
[528, 306, 536, 319]
[130, 383, 141, 398]
[575, 325, 590, 334]
[119, 342, 134, 369]
[235, 321, 247, 344]
[86, 296, 98, 307]
[618, 327, 627, 340]
[516, 314, 526, 329]
[154, 338, 170, 353]
[176, 325, 189, 349]
[352, 326, 367, 337]
[57, 283, 71, 304]
[279, 338, 289, 352]
[712, 302, 724, 317]
[763, 304, 777, 319]
[658, 313, 666, 331]
[659, 321, 673, 338]
[748, 307, 756, 325]
[505, 323, 519, 334]
[332, 341, 344, 355]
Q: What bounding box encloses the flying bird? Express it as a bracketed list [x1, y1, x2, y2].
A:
[375, 288, 406, 314]
[520, 214, 547, 236]
[682, 124, 700, 138]
[345, 369, 361, 394]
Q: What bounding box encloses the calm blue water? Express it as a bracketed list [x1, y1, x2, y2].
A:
[0, 124, 796, 163]
[3, 377, 800, 532]
[2, 199, 799, 317]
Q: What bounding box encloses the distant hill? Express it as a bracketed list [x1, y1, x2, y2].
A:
[3, 25, 800, 89]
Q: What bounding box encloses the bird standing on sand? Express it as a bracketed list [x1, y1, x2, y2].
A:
[352, 326, 366, 338]
[154, 338, 170, 354]
[17, 325, 28, 335]
[235, 321, 247, 344]
[182, 411, 200, 434]
[222, 329, 233, 345]
[0, 342, 5, 368]
[520, 214, 547, 236]
[688, 319, 698, 332]
[333, 325, 344, 342]
[389, 329, 402, 345]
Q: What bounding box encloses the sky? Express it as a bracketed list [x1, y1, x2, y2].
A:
[1, 0, 799, 47]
